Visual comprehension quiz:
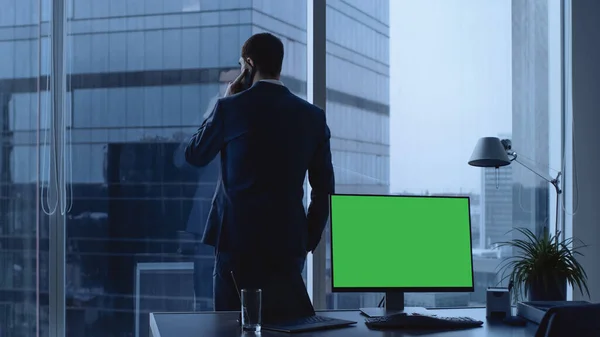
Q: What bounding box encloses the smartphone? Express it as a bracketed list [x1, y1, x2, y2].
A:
[242, 61, 255, 89]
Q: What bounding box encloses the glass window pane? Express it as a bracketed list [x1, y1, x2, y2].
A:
[64, 1, 306, 336]
[324, 0, 561, 309]
[0, 1, 49, 336]
[324, 0, 390, 310]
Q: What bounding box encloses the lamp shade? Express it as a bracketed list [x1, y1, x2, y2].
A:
[468, 137, 511, 168]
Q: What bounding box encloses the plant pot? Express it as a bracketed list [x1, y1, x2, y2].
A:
[528, 277, 567, 301]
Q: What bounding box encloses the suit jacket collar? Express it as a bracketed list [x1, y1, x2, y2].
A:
[252, 80, 290, 94]
[258, 79, 284, 86]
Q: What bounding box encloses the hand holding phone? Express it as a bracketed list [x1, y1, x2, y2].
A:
[225, 58, 254, 96]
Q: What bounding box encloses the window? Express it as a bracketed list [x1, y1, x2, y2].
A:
[3, 1, 307, 336]
[323, 0, 390, 309]
[1, 1, 566, 336]
[0, 1, 50, 336]
[323, 0, 563, 309]
[62, 1, 307, 336]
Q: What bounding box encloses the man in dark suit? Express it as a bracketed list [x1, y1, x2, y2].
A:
[184, 33, 335, 311]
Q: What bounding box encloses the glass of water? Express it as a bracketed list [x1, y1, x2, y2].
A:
[241, 289, 262, 332]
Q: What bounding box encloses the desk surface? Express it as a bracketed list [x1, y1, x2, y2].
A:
[150, 308, 538, 337]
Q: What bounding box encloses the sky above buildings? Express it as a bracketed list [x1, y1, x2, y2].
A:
[389, 0, 513, 194]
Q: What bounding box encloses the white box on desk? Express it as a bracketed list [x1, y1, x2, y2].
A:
[486, 287, 511, 318]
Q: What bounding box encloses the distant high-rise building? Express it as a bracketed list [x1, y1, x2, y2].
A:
[481, 133, 513, 252]
[511, 0, 551, 237]
[480, 0, 552, 250]
[477, 0, 553, 291]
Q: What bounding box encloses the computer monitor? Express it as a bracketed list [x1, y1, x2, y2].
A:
[329, 194, 474, 316]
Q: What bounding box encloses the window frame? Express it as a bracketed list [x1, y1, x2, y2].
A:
[49, 1, 68, 337]
[562, 0, 574, 300]
[306, 0, 328, 310]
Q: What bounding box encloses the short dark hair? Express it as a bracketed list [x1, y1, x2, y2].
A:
[241, 33, 284, 77]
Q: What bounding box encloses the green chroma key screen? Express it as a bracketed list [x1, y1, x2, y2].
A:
[330, 194, 474, 290]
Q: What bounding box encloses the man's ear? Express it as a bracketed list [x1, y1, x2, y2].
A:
[245, 58, 254, 70]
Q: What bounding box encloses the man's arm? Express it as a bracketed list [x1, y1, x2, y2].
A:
[175, 95, 220, 169]
[184, 99, 224, 167]
[306, 114, 335, 253]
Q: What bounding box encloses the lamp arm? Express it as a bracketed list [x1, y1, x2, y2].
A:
[510, 152, 562, 194]
[499, 140, 562, 241]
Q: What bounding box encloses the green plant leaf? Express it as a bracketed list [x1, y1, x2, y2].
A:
[494, 227, 589, 301]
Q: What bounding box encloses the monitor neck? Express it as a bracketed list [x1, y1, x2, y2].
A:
[385, 291, 405, 311]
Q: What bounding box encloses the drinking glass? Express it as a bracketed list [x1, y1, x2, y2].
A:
[241, 288, 262, 332]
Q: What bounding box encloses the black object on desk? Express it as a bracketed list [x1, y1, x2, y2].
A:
[230, 266, 356, 332]
[535, 303, 600, 337]
[365, 312, 483, 330]
[503, 316, 528, 327]
[517, 300, 591, 324]
[264, 315, 356, 333]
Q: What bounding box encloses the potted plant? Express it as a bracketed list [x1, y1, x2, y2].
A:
[497, 227, 589, 302]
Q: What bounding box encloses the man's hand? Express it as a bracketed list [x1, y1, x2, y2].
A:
[225, 58, 252, 96]
[224, 69, 248, 96]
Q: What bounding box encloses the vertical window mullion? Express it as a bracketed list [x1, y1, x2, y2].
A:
[49, 0, 67, 336]
[307, 0, 327, 310]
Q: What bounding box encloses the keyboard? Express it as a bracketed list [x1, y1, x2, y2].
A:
[365, 313, 483, 330]
[294, 316, 336, 324]
[263, 315, 356, 333]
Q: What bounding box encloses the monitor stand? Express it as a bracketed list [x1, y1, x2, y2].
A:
[359, 292, 427, 318]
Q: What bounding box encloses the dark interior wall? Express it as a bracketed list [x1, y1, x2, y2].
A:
[571, 0, 600, 302]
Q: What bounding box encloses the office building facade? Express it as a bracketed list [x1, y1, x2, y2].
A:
[511, 0, 552, 238]
[1, 0, 389, 336]
[324, 0, 390, 309]
[481, 133, 514, 253]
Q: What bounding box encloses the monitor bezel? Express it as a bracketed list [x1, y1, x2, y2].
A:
[329, 193, 475, 293]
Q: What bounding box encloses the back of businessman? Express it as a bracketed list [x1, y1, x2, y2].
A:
[184, 33, 334, 311]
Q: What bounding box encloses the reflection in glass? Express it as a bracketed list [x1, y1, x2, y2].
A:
[62, 1, 307, 336]
[324, 0, 390, 309]
[0, 0, 50, 337]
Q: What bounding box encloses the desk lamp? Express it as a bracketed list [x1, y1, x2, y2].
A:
[468, 137, 562, 238]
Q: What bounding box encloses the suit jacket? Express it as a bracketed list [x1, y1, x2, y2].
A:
[173, 95, 221, 246]
[184, 81, 335, 260]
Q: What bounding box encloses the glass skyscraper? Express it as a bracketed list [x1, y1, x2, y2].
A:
[1, 1, 389, 336]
